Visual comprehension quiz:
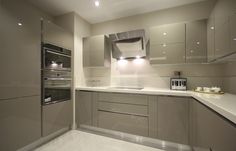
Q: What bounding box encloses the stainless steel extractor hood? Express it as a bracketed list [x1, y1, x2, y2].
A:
[109, 29, 148, 59]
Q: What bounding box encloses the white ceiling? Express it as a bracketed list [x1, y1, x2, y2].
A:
[28, 0, 206, 24]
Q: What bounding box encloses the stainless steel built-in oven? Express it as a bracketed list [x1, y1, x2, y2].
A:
[41, 43, 72, 105]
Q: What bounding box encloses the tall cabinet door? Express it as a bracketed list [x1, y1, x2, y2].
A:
[42, 20, 74, 50]
[186, 20, 207, 63]
[207, 11, 215, 62]
[214, 0, 233, 59]
[42, 101, 72, 136]
[0, 0, 41, 100]
[76, 91, 93, 126]
[157, 96, 190, 145]
[0, 96, 41, 151]
[229, 14, 236, 53]
[149, 23, 186, 64]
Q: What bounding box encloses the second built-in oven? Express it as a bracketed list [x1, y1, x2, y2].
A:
[41, 43, 72, 105]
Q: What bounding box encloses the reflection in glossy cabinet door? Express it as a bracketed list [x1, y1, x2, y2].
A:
[149, 23, 186, 64]
[43, 20, 74, 51]
[0, 0, 41, 100]
[42, 100, 72, 137]
[214, 0, 236, 59]
[207, 11, 215, 62]
[76, 91, 93, 126]
[150, 23, 185, 44]
[0, 96, 41, 151]
[98, 111, 149, 137]
[191, 100, 236, 151]
[215, 18, 231, 59]
[157, 96, 190, 145]
[150, 43, 185, 64]
[229, 14, 236, 53]
[186, 20, 207, 63]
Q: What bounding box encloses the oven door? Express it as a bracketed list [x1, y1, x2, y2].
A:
[43, 87, 71, 105]
[43, 48, 71, 70]
[43, 76, 71, 105]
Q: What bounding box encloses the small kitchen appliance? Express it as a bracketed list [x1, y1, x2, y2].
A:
[170, 71, 187, 91]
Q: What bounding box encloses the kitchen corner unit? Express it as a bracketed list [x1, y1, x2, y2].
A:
[75, 87, 236, 151]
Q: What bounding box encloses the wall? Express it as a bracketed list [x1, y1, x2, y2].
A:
[82, 0, 226, 90]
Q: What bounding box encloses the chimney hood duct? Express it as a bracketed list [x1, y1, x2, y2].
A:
[109, 29, 148, 59]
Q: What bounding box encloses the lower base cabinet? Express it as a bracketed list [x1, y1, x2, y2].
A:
[157, 96, 190, 145]
[0, 96, 41, 151]
[42, 100, 72, 136]
[76, 91, 93, 126]
[191, 100, 236, 151]
[98, 111, 149, 136]
[76, 91, 236, 150]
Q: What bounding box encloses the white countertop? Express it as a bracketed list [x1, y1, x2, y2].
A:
[76, 87, 236, 125]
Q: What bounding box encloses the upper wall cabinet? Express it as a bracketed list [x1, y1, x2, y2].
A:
[209, 0, 236, 61]
[186, 20, 207, 63]
[149, 23, 186, 64]
[207, 10, 215, 62]
[229, 13, 236, 54]
[42, 20, 74, 51]
[83, 35, 111, 67]
[149, 21, 207, 64]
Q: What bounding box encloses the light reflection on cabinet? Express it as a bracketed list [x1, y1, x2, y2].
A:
[149, 23, 186, 64]
[209, 0, 236, 61]
[207, 10, 215, 62]
[150, 20, 207, 64]
[186, 20, 207, 63]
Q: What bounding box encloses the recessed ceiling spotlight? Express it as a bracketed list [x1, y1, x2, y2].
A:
[18, 22, 22, 26]
[95, 0, 100, 7]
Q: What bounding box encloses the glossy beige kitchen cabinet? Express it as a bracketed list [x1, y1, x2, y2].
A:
[186, 20, 207, 63]
[76, 91, 191, 144]
[42, 100, 72, 136]
[0, 96, 41, 151]
[83, 35, 111, 67]
[96, 92, 149, 136]
[157, 96, 190, 145]
[76, 91, 93, 126]
[149, 23, 186, 64]
[98, 111, 149, 137]
[229, 14, 236, 53]
[214, 0, 236, 59]
[150, 43, 185, 64]
[207, 10, 215, 62]
[0, 0, 41, 100]
[191, 100, 236, 151]
[42, 20, 74, 50]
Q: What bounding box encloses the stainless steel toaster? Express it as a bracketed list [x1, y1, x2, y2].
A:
[170, 78, 187, 91]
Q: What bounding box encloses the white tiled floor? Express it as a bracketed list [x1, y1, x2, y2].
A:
[34, 130, 164, 151]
